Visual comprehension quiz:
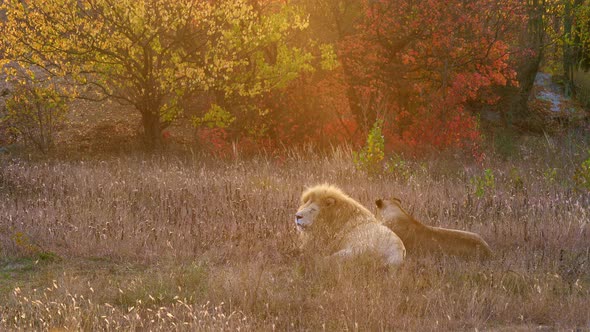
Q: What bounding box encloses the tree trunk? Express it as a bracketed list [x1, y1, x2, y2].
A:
[503, 54, 545, 131]
[563, 0, 584, 98]
[563, 1, 575, 98]
[341, 62, 377, 132]
[140, 111, 163, 150]
[344, 80, 370, 130]
[491, 0, 546, 132]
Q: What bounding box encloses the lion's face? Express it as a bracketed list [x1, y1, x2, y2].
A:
[375, 198, 406, 228]
[295, 194, 336, 231]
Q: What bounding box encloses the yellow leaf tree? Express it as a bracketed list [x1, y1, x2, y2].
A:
[0, 0, 311, 149]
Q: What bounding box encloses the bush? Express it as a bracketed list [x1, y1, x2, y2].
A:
[5, 83, 68, 154]
[384, 153, 412, 180]
[574, 150, 590, 191]
[471, 168, 495, 198]
[353, 119, 385, 174]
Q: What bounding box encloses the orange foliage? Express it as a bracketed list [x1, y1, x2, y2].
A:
[336, 0, 524, 156]
[198, 0, 524, 159]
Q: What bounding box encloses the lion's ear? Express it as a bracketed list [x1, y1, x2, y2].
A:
[393, 197, 402, 204]
[375, 199, 383, 208]
[325, 197, 336, 207]
[302, 193, 312, 204]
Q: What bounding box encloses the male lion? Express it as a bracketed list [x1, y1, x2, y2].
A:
[375, 198, 492, 260]
[295, 184, 406, 266]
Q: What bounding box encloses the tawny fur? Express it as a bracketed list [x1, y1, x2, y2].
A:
[375, 198, 492, 260]
[296, 184, 406, 266]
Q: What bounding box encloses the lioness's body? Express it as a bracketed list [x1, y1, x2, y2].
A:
[375, 198, 492, 259]
[296, 185, 406, 266]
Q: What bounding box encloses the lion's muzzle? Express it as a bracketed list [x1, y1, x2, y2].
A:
[295, 213, 306, 229]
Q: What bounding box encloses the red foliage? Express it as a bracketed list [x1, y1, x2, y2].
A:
[337, 0, 524, 156]
[196, 0, 525, 159]
[322, 117, 364, 148]
[196, 128, 232, 157]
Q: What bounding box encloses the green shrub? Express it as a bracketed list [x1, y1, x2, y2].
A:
[509, 166, 524, 193]
[384, 153, 412, 180]
[574, 150, 590, 190]
[544, 167, 558, 183]
[353, 119, 385, 175]
[471, 168, 495, 198]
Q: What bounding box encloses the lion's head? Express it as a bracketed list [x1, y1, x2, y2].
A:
[295, 184, 365, 233]
[375, 197, 410, 229]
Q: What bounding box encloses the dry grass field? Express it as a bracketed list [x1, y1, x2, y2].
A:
[1, 135, 589, 331]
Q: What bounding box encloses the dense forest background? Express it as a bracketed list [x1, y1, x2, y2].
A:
[0, 0, 589, 159]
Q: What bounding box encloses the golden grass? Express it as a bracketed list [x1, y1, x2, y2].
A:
[1, 138, 589, 330]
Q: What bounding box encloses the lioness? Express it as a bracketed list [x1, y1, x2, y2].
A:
[295, 184, 406, 266]
[375, 198, 492, 259]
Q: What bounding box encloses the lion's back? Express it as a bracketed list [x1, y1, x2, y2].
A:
[340, 222, 406, 266]
[427, 227, 492, 258]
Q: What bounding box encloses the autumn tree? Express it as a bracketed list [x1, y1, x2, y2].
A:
[211, 0, 362, 149]
[0, 0, 311, 149]
[297, 0, 365, 142]
[338, 0, 524, 151]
